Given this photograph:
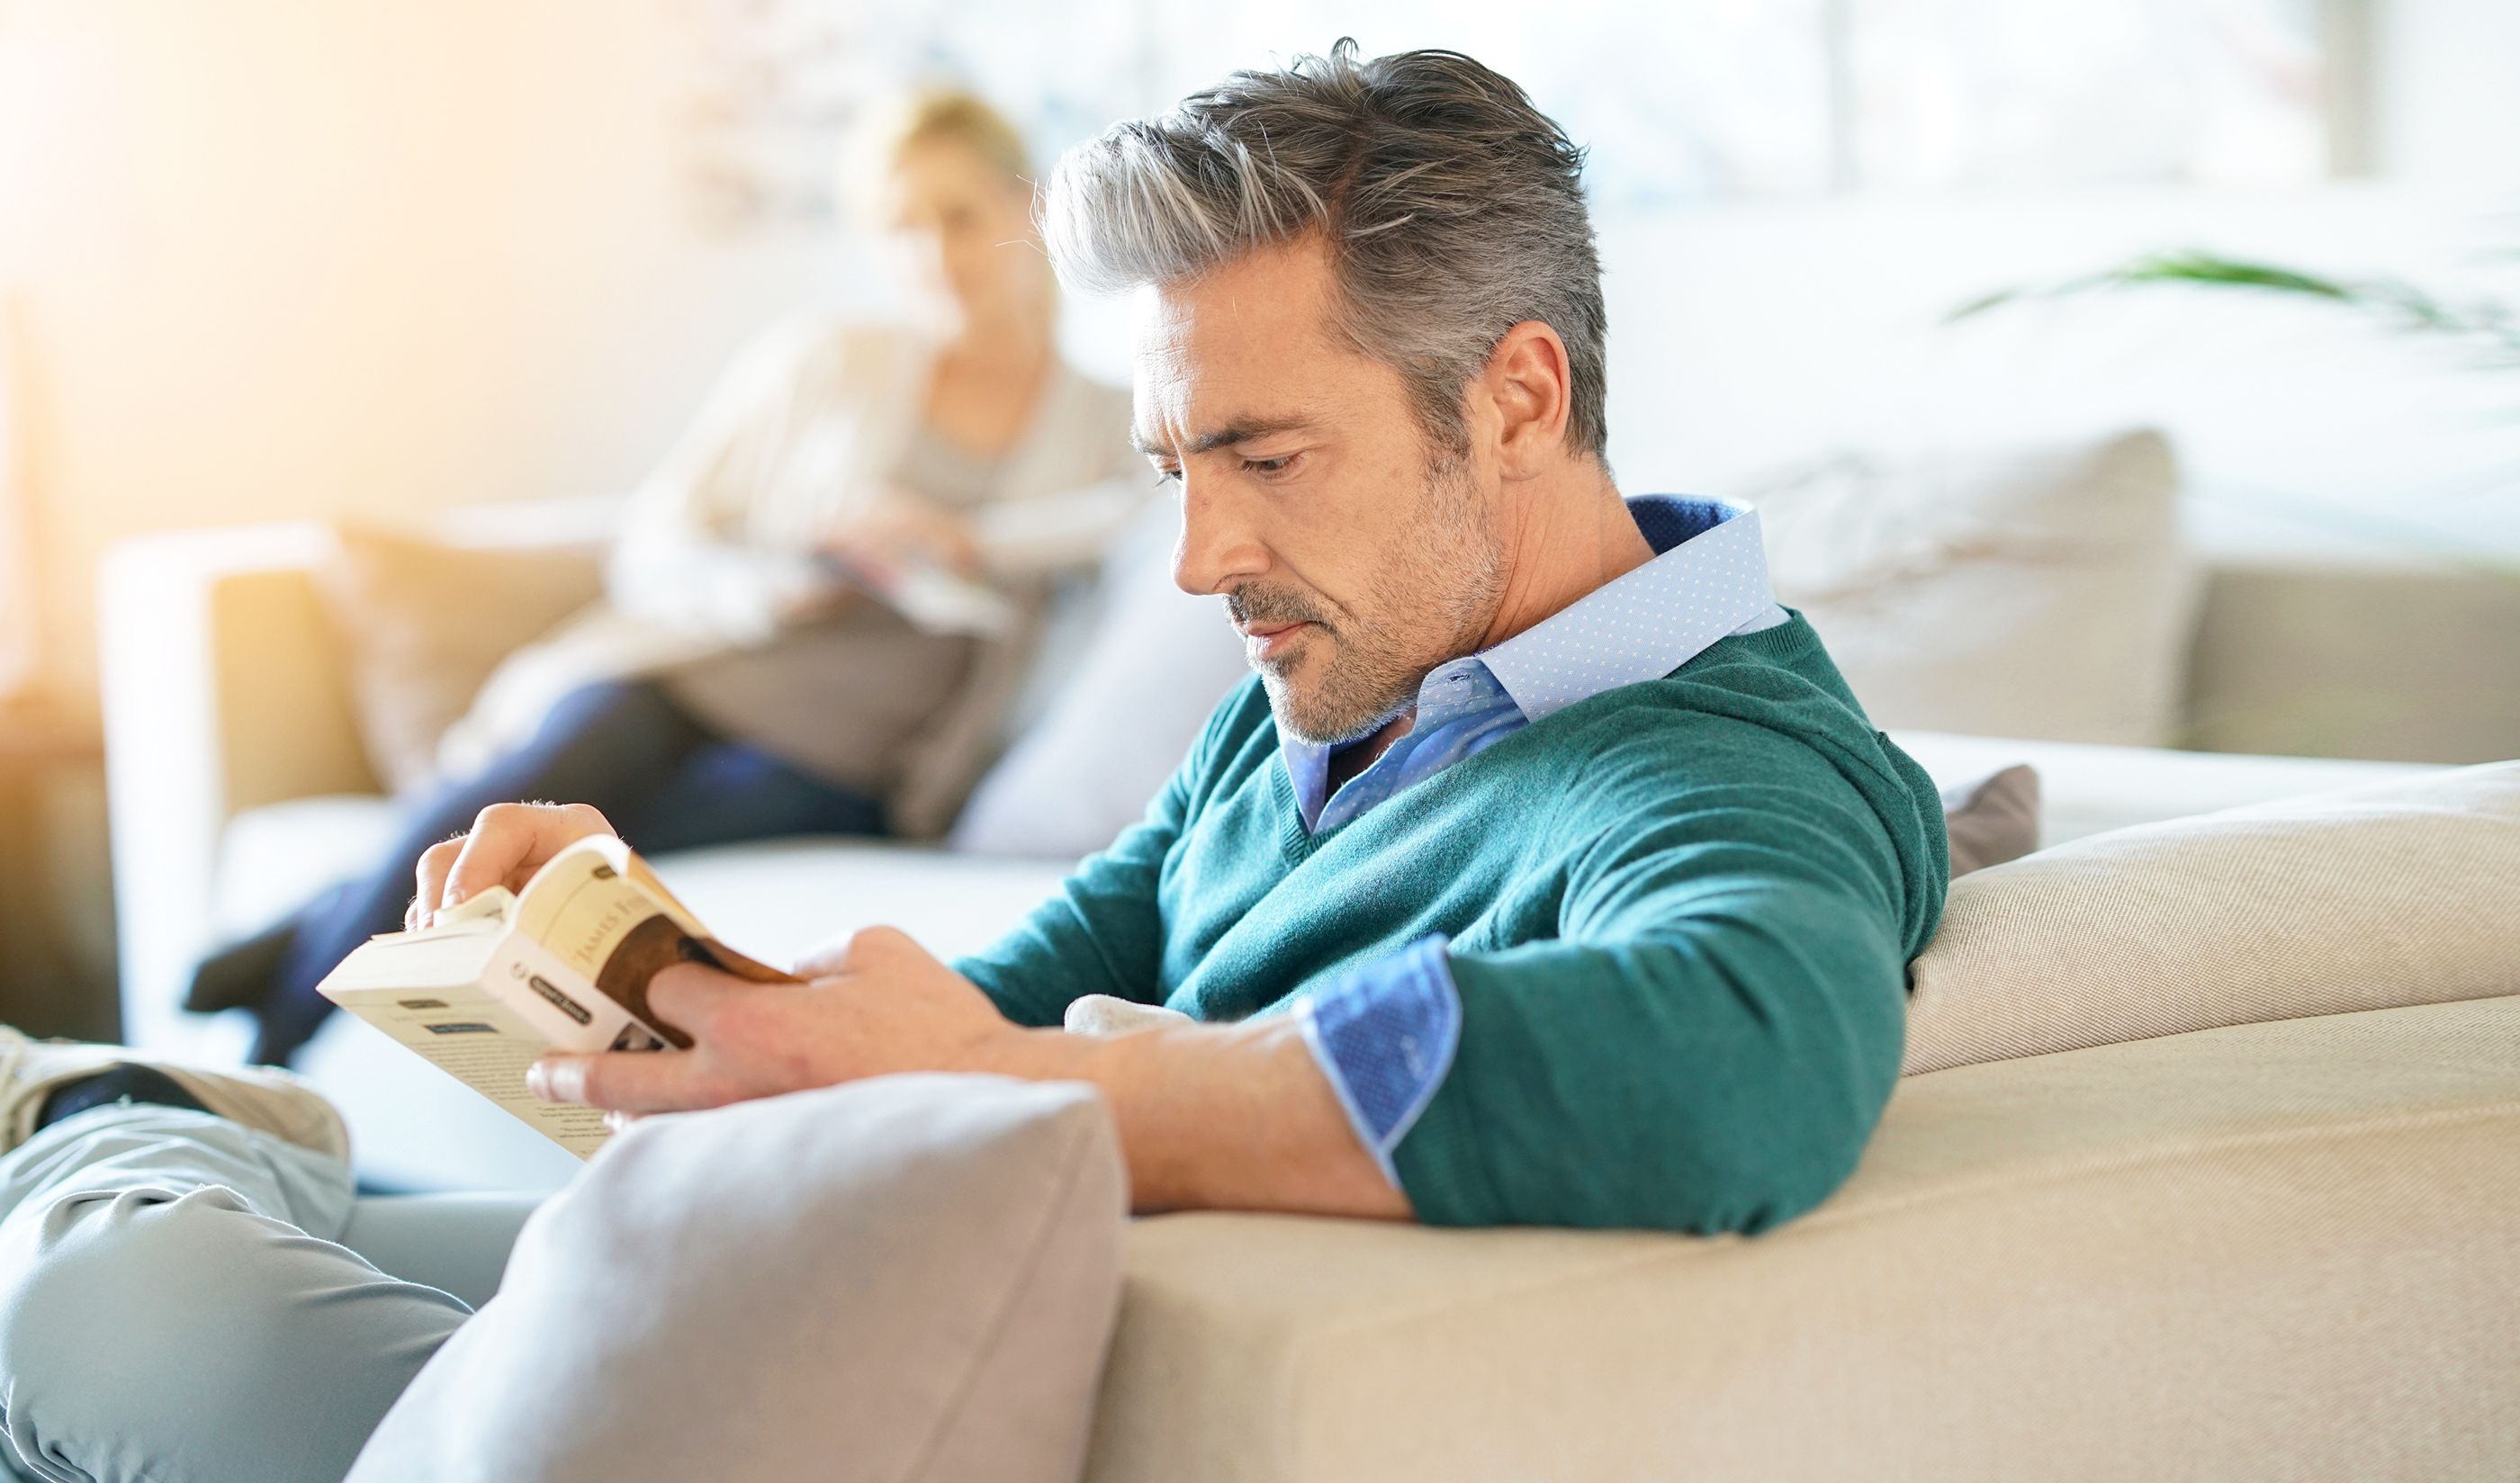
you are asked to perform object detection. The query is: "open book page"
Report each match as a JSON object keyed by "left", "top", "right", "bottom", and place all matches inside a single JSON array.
[
  {"left": 510, "top": 836, "right": 797, "bottom": 1046},
  {"left": 315, "top": 835, "right": 798, "bottom": 1158}
]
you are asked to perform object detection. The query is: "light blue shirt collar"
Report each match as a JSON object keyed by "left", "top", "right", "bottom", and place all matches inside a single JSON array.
[{"left": 1282, "top": 495, "right": 1785, "bottom": 830}]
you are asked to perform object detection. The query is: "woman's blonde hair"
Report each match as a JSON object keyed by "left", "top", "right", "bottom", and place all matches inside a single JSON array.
[{"left": 841, "top": 87, "right": 1034, "bottom": 217}]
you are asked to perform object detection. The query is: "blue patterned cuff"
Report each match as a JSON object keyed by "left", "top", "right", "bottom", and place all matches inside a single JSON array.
[{"left": 1295, "top": 935, "right": 1463, "bottom": 1187}]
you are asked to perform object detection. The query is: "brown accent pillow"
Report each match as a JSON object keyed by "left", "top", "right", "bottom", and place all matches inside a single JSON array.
[
  {"left": 316, "top": 526, "right": 605, "bottom": 793},
  {"left": 1941, "top": 762, "right": 2039, "bottom": 876}
]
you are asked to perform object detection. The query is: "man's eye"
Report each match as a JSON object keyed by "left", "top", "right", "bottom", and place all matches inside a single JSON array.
[
  {"left": 1152, "top": 467, "right": 1183, "bottom": 486},
  {"left": 1243, "top": 453, "right": 1299, "bottom": 477}
]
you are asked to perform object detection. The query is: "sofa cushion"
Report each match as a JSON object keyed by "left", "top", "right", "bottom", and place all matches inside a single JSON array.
[
  {"left": 1748, "top": 428, "right": 2200, "bottom": 747},
  {"left": 1084, "top": 996, "right": 2520, "bottom": 1483},
  {"left": 950, "top": 504, "right": 1248, "bottom": 858},
  {"left": 1903, "top": 759, "right": 2520, "bottom": 1076},
  {"left": 210, "top": 794, "right": 404, "bottom": 940},
  {"left": 348, "top": 1074, "right": 1127, "bottom": 1483},
  {"left": 316, "top": 524, "right": 606, "bottom": 795}
]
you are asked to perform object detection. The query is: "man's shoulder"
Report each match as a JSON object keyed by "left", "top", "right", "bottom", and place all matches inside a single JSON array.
[
  {"left": 1530, "top": 615, "right": 1950, "bottom": 948},
  {"left": 1531, "top": 616, "right": 1934, "bottom": 831}
]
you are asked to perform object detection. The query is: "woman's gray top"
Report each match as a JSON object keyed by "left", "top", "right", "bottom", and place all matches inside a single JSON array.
[{"left": 659, "top": 420, "right": 1010, "bottom": 803}]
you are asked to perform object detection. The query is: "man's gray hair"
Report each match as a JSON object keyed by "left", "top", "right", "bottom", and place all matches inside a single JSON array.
[{"left": 1043, "top": 40, "right": 1608, "bottom": 460}]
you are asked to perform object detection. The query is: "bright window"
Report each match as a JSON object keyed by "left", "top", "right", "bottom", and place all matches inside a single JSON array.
[{"left": 676, "top": 0, "right": 2358, "bottom": 221}]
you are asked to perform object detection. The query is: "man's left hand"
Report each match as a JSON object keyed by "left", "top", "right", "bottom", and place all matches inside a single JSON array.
[{"left": 526, "top": 926, "right": 1022, "bottom": 1115}]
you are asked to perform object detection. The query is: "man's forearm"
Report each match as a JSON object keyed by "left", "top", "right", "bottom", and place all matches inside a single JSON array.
[{"left": 973, "top": 1018, "right": 1414, "bottom": 1220}]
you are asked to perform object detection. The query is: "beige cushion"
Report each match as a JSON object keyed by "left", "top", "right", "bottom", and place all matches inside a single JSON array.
[
  {"left": 1086, "top": 995, "right": 2520, "bottom": 1483},
  {"left": 350, "top": 1074, "right": 1127, "bottom": 1483},
  {"left": 1904, "top": 759, "right": 2520, "bottom": 1076},
  {"left": 1750, "top": 428, "right": 2200, "bottom": 746},
  {"left": 316, "top": 525, "right": 605, "bottom": 793},
  {"left": 1938, "top": 762, "right": 2038, "bottom": 875},
  {"left": 951, "top": 504, "right": 1250, "bottom": 858}
]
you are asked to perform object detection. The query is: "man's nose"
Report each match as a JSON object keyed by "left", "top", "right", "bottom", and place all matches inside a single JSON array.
[{"left": 1171, "top": 477, "right": 1270, "bottom": 598}]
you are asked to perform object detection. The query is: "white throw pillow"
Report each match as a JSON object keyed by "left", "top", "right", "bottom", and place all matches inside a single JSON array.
[
  {"left": 950, "top": 503, "right": 1249, "bottom": 858},
  {"left": 1744, "top": 428, "right": 2200, "bottom": 747}
]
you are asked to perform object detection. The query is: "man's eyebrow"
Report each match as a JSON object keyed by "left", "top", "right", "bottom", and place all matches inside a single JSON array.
[{"left": 1130, "top": 416, "right": 1316, "bottom": 459}]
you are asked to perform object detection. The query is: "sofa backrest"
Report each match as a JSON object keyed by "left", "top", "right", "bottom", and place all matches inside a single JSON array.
[{"left": 2186, "top": 561, "right": 2520, "bottom": 764}]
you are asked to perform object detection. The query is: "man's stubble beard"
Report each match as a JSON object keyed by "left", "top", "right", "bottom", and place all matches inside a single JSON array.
[{"left": 1259, "top": 445, "right": 1507, "bottom": 747}]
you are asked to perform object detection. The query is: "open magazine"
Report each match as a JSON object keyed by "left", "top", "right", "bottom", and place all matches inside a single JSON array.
[{"left": 315, "top": 835, "right": 794, "bottom": 1157}]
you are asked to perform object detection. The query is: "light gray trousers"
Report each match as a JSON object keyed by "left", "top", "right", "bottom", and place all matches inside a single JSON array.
[
  {"left": 0, "top": 1105, "right": 538, "bottom": 1483},
  {"left": 0, "top": 1076, "right": 1128, "bottom": 1483}
]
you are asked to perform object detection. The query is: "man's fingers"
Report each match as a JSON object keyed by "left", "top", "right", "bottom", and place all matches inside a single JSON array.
[
  {"left": 839, "top": 923, "right": 921, "bottom": 973},
  {"left": 789, "top": 930, "right": 858, "bottom": 979},
  {"left": 410, "top": 837, "right": 465, "bottom": 927},
  {"left": 527, "top": 1052, "right": 716, "bottom": 1114},
  {"left": 644, "top": 961, "right": 746, "bottom": 1039},
  {"left": 441, "top": 802, "right": 615, "bottom": 909},
  {"left": 789, "top": 923, "right": 919, "bottom": 981}
]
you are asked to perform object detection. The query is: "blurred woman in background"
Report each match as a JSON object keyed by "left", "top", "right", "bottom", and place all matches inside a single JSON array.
[{"left": 191, "top": 88, "right": 1141, "bottom": 1064}]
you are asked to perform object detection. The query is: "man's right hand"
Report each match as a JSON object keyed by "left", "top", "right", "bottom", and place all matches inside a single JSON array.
[{"left": 407, "top": 801, "right": 617, "bottom": 930}]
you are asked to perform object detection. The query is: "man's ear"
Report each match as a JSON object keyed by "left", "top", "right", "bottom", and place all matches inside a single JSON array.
[{"left": 1480, "top": 320, "right": 1576, "bottom": 480}]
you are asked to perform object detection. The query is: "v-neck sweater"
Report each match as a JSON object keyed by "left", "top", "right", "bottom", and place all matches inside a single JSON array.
[{"left": 955, "top": 612, "right": 1948, "bottom": 1232}]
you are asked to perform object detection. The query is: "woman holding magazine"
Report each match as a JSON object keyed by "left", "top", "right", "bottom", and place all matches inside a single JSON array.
[{"left": 189, "top": 89, "right": 1143, "bottom": 1065}]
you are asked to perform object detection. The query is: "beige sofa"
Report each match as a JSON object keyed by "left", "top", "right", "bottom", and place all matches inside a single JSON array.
[{"left": 97, "top": 512, "right": 2520, "bottom": 1479}]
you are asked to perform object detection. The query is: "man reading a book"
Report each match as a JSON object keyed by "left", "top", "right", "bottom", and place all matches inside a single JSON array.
[{"left": 0, "top": 41, "right": 1946, "bottom": 1483}]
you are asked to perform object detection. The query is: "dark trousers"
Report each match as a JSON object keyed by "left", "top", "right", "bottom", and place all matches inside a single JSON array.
[{"left": 250, "top": 679, "right": 885, "bottom": 1064}]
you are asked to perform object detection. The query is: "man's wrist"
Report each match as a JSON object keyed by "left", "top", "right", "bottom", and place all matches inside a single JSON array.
[
  {"left": 962, "top": 1021, "right": 1104, "bottom": 1083},
  {"left": 965, "top": 1017, "right": 1407, "bottom": 1218}
]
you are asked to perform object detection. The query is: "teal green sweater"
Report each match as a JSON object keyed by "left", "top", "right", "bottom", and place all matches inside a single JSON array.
[{"left": 956, "top": 613, "right": 1948, "bottom": 1233}]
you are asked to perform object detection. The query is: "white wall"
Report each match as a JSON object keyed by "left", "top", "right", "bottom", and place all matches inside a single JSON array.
[
  {"left": 4, "top": 0, "right": 2516, "bottom": 704},
  {"left": 1062, "top": 178, "right": 2520, "bottom": 566},
  {"left": 2377, "top": 0, "right": 2520, "bottom": 187},
  {"left": 1595, "top": 183, "right": 2520, "bottom": 563},
  {"left": 0, "top": 0, "right": 848, "bottom": 698}
]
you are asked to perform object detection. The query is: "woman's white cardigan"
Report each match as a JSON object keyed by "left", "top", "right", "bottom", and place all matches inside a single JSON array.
[{"left": 437, "top": 315, "right": 1144, "bottom": 838}]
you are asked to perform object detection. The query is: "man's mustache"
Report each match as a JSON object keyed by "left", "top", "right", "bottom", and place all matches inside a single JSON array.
[{"left": 1223, "top": 585, "right": 1335, "bottom": 635}]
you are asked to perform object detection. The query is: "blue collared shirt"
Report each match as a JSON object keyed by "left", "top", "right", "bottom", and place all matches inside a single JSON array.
[{"left": 1293, "top": 495, "right": 1787, "bottom": 1186}]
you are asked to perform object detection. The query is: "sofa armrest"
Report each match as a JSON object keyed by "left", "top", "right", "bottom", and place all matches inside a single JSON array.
[
  {"left": 101, "top": 524, "right": 377, "bottom": 1052},
  {"left": 1084, "top": 998, "right": 2520, "bottom": 1483},
  {"left": 100, "top": 496, "right": 626, "bottom": 1055}
]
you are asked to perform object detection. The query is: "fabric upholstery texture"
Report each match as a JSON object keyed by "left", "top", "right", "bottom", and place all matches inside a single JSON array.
[
  {"left": 347, "top": 1074, "right": 1128, "bottom": 1483},
  {"left": 1904, "top": 759, "right": 2520, "bottom": 1075},
  {"left": 1084, "top": 995, "right": 2520, "bottom": 1483}
]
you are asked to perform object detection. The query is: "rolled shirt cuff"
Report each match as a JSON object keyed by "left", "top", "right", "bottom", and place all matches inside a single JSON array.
[{"left": 1293, "top": 934, "right": 1463, "bottom": 1188}]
